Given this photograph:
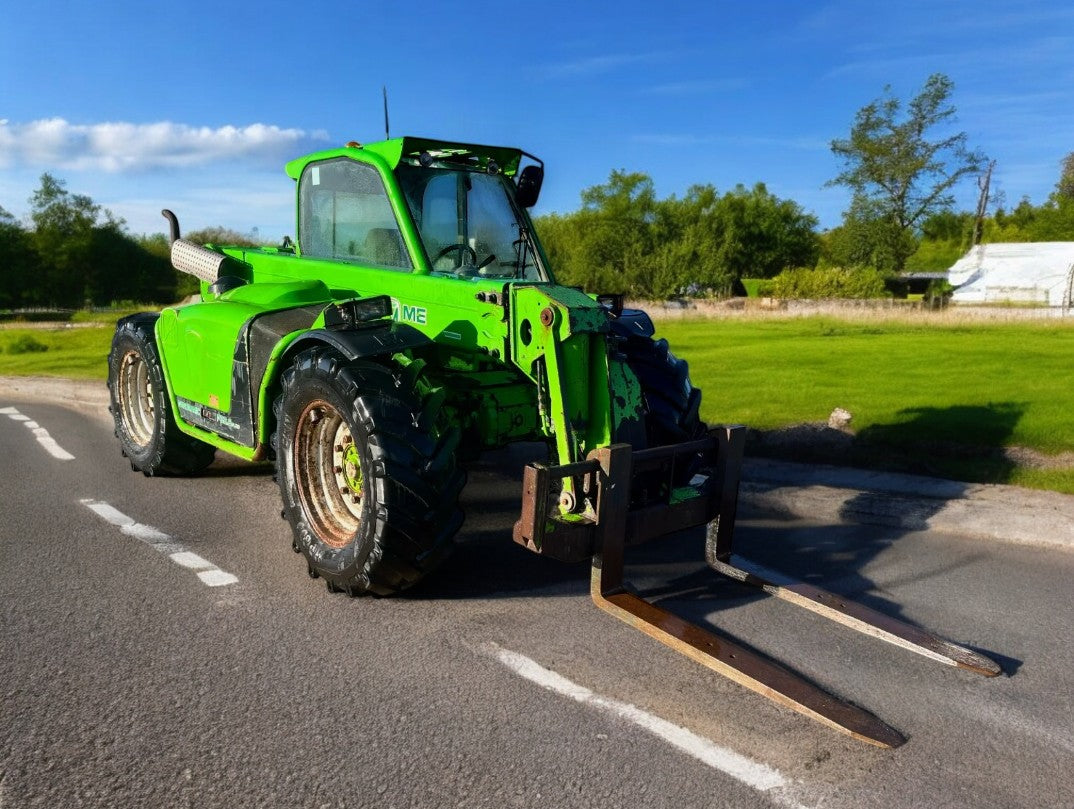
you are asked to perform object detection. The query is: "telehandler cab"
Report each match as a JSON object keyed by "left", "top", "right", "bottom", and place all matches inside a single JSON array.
[{"left": 108, "top": 136, "right": 998, "bottom": 747}]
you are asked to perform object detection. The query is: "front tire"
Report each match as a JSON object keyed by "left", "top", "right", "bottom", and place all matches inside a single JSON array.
[
  {"left": 107, "top": 315, "right": 217, "bottom": 476},
  {"left": 275, "top": 347, "right": 463, "bottom": 596}
]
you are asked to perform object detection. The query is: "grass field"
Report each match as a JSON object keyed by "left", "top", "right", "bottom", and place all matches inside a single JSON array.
[
  {"left": 2, "top": 311, "right": 1072, "bottom": 492},
  {"left": 0, "top": 325, "right": 114, "bottom": 379},
  {"left": 0, "top": 309, "right": 146, "bottom": 378},
  {"left": 656, "top": 315, "right": 1074, "bottom": 492}
]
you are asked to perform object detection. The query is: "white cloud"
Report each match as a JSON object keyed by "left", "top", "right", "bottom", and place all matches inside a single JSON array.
[
  {"left": 632, "top": 133, "right": 828, "bottom": 151},
  {"left": 641, "top": 78, "right": 748, "bottom": 96},
  {"left": 540, "top": 51, "right": 672, "bottom": 79},
  {"left": 0, "top": 118, "right": 331, "bottom": 172}
]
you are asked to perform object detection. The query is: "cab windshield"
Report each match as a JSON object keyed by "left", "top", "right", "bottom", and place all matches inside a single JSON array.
[{"left": 396, "top": 164, "right": 545, "bottom": 281}]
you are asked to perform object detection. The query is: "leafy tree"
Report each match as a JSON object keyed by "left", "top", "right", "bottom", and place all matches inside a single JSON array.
[
  {"left": 1057, "top": 152, "right": 1074, "bottom": 201},
  {"left": 185, "top": 226, "right": 261, "bottom": 248},
  {"left": 706, "top": 182, "right": 819, "bottom": 282},
  {"left": 580, "top": 170, "right": 657, "bottom": 221},
  {"left": 829, "top": 73, "right": 986, "bottom": 272},
  {"left": 905, "top": 209, "right": 975, "bottom": 270},
  {"left": 989, "top": 197, "right": 1038, "bottom": 241},
  {"left": 0, "top": 206, "right": 41, "bottom": 309},
  {"left": 987, "top": 187, "right": 1074, "bottom": 244},
  {"left": 29, "top": 173, "right": 110, "bottom": 306},
  {"left": 578, "top": 171, "right": 659, "bottom": 295},
  {"left": 819, "top": 194, "right": 914, "bottom": 272},
  {"left": 87, "top": 227, "right": 175, "bottom": 304},
  {"left": 26, "top": 173, "right": 176, "bottom": 306},
  {"left": 920, "top": 209, "right": 975, "bottom": 242},
  {"left": 29, "top": 174, "right": 107, "bottom": 234},
  {"left": 652, "top": 184, "right": 735, "bottom": 296},
  {"left": 1029, "top": 153, "right": 1074, "bottom": 241},
  {"left": 536, "top": 173, "right": 819, "bottom": 298}
]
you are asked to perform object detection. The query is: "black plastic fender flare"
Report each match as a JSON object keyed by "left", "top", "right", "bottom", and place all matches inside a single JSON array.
[
  {"left": 259, "top": 322, "right": 432, "bottom": 454},
  {"left": 280, "top": 322, "right": 432, "bottom": 367}
]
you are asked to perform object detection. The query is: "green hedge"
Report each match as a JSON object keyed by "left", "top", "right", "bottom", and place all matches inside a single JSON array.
[
  {"left": 740, "top": 278, "right": 766, "bottom": 297},
  {"left": 762, "top": 266, "right": 889, "bottom": 299}
]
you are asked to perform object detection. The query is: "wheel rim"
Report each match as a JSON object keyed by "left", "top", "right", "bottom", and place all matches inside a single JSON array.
[
  {"left": 118, "top": 349, "right": 155, "bottom": 447},
  {"left": 293, "top": 399, "right": 363, "bottom": 549}
]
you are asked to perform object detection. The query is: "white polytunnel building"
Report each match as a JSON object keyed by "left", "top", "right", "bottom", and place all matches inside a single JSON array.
[{"left": 948, "top": 242, "right": 1074, "bottom": 308}]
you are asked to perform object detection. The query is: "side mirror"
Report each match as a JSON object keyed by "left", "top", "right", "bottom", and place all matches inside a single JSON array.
[{"left": 515, "top": 165, "right": 544, "bottom": 208}]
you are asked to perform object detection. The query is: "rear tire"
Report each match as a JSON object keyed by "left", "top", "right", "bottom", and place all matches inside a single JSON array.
[
  {"left": 107, "top": 315, "right": 217, "bottom": 476},
  {"left": 609, "top": 311, "right": 706, "bottom": 505},
  {"left": 275, "top": 347, "right": 464, "bottom": 596},
  {"left": 610, "top": 312, "right": 705, "bottom": 447}
]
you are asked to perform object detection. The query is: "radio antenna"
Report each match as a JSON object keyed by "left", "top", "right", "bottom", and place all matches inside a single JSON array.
[{"left": 382, "top": 86, "right": 390, "bottom": 140}]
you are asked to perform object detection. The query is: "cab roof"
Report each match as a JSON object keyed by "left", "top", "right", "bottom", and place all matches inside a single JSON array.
[{"left": 284, "top": 136, "right": 526, "bottom": 181}]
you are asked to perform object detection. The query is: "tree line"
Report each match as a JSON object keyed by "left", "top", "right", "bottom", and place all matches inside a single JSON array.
[
  {"left": 0, "top": 175, "right": 255, "bottom": 310},
  {"left": 534, "top": 155, "right": 1073, "bottom": 299},
  {"left": 3, "top": 73, "right": 1070, "bottom": 308},
  {"left": 0, "top": 175, "right": 170, "bottom": 309},
  {"left": 538, "top": 73, "right": 1072, "bottom": 298},
  {"left": 536, "top": 174, "right": 820, "bottom": 299}
]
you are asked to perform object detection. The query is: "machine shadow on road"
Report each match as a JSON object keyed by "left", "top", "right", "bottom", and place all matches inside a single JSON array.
[
  {"left": 199, "top": 456, "right": 276, "bottom": 478},
  {"left": 849, "top": 402, "right": 1025, "bottom": 484},
  {"left": 407, "top": 431, "right": 1018, "bottom": 674},
  {"left": 404, "top": 442, "right": 591, "bottom": 600}
]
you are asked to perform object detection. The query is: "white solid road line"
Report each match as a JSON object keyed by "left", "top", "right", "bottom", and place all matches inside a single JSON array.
[
  {"left": 1, "top": 406, "right": 75, "bottom": 460},
  {"left": 480, "top": 642, "right": 815, "bottom": 808},
  {"left": 80, "top": 498, "right": 239, "bottom": 588}
]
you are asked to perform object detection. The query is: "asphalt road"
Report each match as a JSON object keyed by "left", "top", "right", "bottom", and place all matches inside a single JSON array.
[{"left": 2, "top": 393, "right": 1072, "bottom": 809}]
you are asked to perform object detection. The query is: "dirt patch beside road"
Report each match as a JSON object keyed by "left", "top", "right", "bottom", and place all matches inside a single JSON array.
[{"left": 0, "top": 375, "right": 111, "bottom": 425}]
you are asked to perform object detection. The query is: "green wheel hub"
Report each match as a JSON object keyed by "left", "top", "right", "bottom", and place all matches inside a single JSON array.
[{"left": 339, "top": 437, "right": 363, "bottom": 494}]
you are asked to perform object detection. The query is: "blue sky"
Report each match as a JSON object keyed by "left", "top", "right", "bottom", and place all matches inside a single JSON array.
[{"left": 1, "top": 0, "right": 1071, "bottom": 242}]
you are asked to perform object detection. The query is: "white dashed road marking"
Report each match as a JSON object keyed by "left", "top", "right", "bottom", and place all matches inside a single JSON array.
[
  {"left": 3, "top": 406, "right": 237, "bottom": 588},
  {"left": 80, "top": 499, "right": 239, "bottom": 588},
  {"left": 1, "top": 406, "right": 75, "bottom": 460},
  {"left": 480, "top": 642, "right": 815, "bottom": 808}
]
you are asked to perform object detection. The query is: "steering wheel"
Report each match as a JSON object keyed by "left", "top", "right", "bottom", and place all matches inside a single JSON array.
[{"left": 433, "top": 243, "right": 478, "bottom": 268}]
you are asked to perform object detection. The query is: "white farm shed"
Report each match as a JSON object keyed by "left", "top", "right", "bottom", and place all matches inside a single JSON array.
[{"left": 948, "top": 242, "right": 1074, "bottom": 308}]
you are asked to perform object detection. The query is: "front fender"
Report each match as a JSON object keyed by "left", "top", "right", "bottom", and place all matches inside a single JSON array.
[
  {"left": 257, "top": 322, "right": 433, "bottom": 447},
  {"left": 283, "top": 322, "right": 431, "bottom": 364}
]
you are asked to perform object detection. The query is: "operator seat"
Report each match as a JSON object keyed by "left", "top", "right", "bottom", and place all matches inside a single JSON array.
[{"left": 363, "top": 228, "right": 407, "bottom": 268}]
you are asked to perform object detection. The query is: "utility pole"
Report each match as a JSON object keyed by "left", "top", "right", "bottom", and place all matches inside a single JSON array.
[{"left": 972, "top": 160, "right": 996, "bottom": 246}]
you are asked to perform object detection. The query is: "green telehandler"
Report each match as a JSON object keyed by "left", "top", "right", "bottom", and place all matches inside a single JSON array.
[{"left": 108, "top": 136, "right": 998, "bottom": 747}]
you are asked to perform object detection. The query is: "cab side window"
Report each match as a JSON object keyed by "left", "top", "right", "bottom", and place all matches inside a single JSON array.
[{"left": 299, "top": 159, "right": 412, "bottom": 270}]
